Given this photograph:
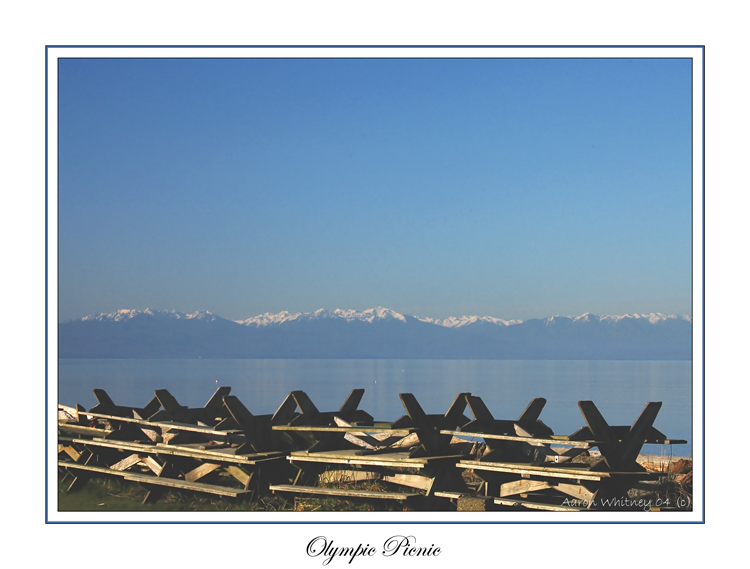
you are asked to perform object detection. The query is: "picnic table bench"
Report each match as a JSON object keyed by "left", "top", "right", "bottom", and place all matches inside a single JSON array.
[
  {"left": 267, "top": 393, "right": 477, "bottom": 508},
  {"left": 440, "top": 397, "right": 686, "bottom": 510}
]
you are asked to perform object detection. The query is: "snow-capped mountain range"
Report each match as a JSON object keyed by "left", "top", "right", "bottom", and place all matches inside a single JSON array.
[
  {"left": 61, "top": 307, "right": 692, "bottom": 360},
  {"left": 81, "top": 306, "right": 691, "bottom": 328}
]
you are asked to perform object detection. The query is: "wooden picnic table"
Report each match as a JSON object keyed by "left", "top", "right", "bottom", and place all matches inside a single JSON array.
[{"left": 441, "top": 398, "right": 686, "bottom": 510}]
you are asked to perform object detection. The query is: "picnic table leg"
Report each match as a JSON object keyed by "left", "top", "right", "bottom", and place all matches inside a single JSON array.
[
  {"left": 578, "top": 401, "right": 662, "bottom": 471},
  {"left": 578, "top": 401, "right": 663, "bottom": 509}
]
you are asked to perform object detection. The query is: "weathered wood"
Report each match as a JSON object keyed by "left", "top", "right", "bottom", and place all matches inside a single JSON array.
[
  {"left": 381, "top": 473, "right": 434, "bottom": 491},
  {"left": 58, "top": 423, "right": 114, "bottom": 437},
  {"left": 335, "top": 416, "right": 388, "bottom": 450},
  {"left": 225, "top": 465, "right": 253, "bottom": 488},
  {"left": 441, "top": 429, "right": 596, "bottom": 448},
  {"left": 58, "top": 435, "right": 284, "bottom": 465},
  {"left": 58, "top": 461, "right": 128, "bottom": 477},
  {"left": 272, "top": 424, "right": 410, "bottom": 434},
  {"left": 59, "top": 388, "right": 688, "bottom": 511},
  {"left": 59, "top": 444, "right": 82, "bottom": 462},
  {"left": 81, "top": 412, "right": 243, "bottom": 436},
  {"left": 553, "top": 482, "right": 597, "bottom": 502},
  {"left": 109, "top": 453, "right": 144, "bottom": 472},
  {"left": 494, "top": 497, "right": 588, "bottom": 512},
  {"left": 579, "top": 400, "right": 665, "bottom": 471},
  {"left": 319, "top": 470, "right": 380, "bottom": 484},
  {"left": 88, "top": 388, "right": 161, "bottom": 419},
  {"left": 288, "top": 452, "right": 429, "bottom": 469},
  {"left": 499, "top": 478, "right": 552, "bottom": 497},
  {"left": 141, "top": 455, "right": 165, "bottom": 476},
  {"left": 184, "top": 462, "right": 222, "bottom": 482},
  {"left": 124, "top": 472, "right": 250, "bottom": 497},
  {"left": 459, "top": 460, "right": 607, "bottom": 481}
]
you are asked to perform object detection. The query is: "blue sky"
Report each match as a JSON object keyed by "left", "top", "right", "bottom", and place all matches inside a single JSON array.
[{"left": 57, "top": 56, "right": 693, "bottom": 322}]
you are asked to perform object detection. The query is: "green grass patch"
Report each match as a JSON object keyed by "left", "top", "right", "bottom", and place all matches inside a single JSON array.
[{"left": 57, "top": 472, "right": 292, "bottom": 512}]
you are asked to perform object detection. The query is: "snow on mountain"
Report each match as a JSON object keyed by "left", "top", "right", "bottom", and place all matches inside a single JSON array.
[
  {"left": 81, "top": 308, "right": 221, "bottom": 322},
  {"left": 79, "top": 307, "right": 692, "bottom": 328},
  {"left": 416, "top": 315, "right": 523, "bottom": 328},
  {"left": 572, "top": 313, "right": 687, "bottom": 325},
  {"left": 237, "top": 307, "right": 408, "bottom": 326},
  {"left": 538, "top": 312, "right": 691, "bottom": 326},
  {"left": 237, "top": 310, "right": 303, "bottom": 326}
]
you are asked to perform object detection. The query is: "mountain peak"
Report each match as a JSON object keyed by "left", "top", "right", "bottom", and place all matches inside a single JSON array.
[
  {"left": 61, "top": 306, "right": 693, "bottom": 359},
  {"left": 81, "top": 308, "right": 220, "bottom": 323},
  {"left": 237, "top": 307, "right": 408, "bottom": 326}
]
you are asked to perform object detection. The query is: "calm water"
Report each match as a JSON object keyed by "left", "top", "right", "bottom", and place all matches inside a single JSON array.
[{"left": 57, "top": 358, "right": 694, "bottom": 455}]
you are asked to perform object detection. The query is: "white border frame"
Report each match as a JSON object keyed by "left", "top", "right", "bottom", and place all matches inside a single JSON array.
[{"left": 46, "top": 45, "right": 704, "bottom": 524}]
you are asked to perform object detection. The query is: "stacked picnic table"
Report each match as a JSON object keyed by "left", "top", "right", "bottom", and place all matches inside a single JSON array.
[
  {"left": 58, "top": 387, "right": 300, "bottom": 503},
  {"left": 58, "top": 388, "right": 686, "bottom": 510},
  {"left": 267, "top": 391, "right": 475, "bottom": 508},
  {"left": 440, "top": 396, "right": 688, "bottom": 511}
]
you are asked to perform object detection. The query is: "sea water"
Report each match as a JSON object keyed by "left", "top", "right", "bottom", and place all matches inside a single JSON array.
[{"left": 56, "top": 358, "right": 694, "bottom": 455}]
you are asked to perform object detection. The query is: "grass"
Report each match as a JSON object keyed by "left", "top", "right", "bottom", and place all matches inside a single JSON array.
[
  {"left": 57, "top": 468, "right": 420, "bottom": 512},
  {"left": 57, "top": 472, "right": 291, "bottom": 512}
]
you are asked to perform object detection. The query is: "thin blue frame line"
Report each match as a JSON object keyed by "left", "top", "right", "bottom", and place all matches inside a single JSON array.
[
  {"left": 45, "top": 45, "right": 706, "bottom": 49},
  {"left": 45, "top": 45, "right": 50, "bottom": 524},
  {"left": 701, "top": 46, "right": 706, "bottom": 524}
]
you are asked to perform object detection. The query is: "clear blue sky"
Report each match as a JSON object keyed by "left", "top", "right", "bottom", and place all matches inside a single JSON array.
[{"left": 57, "top": 56, "right": 693, "bottom": 322}]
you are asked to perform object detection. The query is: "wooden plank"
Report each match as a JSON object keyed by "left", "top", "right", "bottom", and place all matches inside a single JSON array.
[
  {"left": 58, "top": 435, "right": 283, "bottom": 465},
  {"left": 124, "top": 473, "right": 249, "bottom": 497},
  {"left": 109, "top": 453, "right": 143, "bottom": 472},
  {"left": 441, "top": 429, "right": 596, "bottom": 448},
  {"left": 338, "top": 388, "right": 364, "bottom": 415},
  {"left": 441, "top": 392, "right": 471, "bottom": 427},
  {"left": 499, "top": 479, "right": 552, "bottom": 497},
  {"left": 381, "top": 473, "right": 434, "bottom": 491},
  {"left": 291, "top": 391, "right": 320, "bottom": 415},
  {"left": 433, "top": 491, "right": 465, "bottom": 500},
  {"left": 269, "top": 484, "right": 419, "bottom": 500},
  {"left": 458, "top": 460, "right": 606, "bottom": 481},
  {"left": 517, "top": 397, "right": 546, "bottom": 424},
  {"left": 319, "top": 470, "right": 380, "bottom": 484},
  {"left": 335, "top": 416, "right": 385, "bottom": 450},
  {"left": 59, "top": 445, "right": 82, "bottom": 462},
  {"left": 225, "top": 465, "right": 253, "bottom": 487},
  {"left": 287, "top": 453, "right": 428, "bottom": 469},
  {"left": 619, "top": 402, "right": 662, "bottom": 466},
  {"left": 58, "top": 405, "right": 79, "bottom": 422},
  {"left": 389, "top": 432, "right": 421, "bottom": 449},
  {"left": 399, "top": 393, "right": 430, "bottom": 426},
  {"left": 494, "top": 497, "right": 588, "bottom": 512},
  {"left": 433, "top": 491, "right": 493, "bottom": 500},
  {"left": 204, "top": 386, "right": 232, "bottom": 409},
  {"left": 553, "top": 482, "right": 597, "bottom": 502},
  {"left": 141, "top": 456, "right": 165, "bottom": 476},
  {"left": 273, "top": 425, "right": 411, "bottom": 434},
  {"left": 81, "top": 412, "right": 243, "bottom": 435},
  {"left": 459, "top": 460, "right": 659, "bottom": 480},
  {"left": 578, "top": 401, "right": 618, "bottom": 466},
  {"left": 58, "top": 423, "right": 114, "bottom": 437},
  {"left": 271, "top": 392, "right": 299, "bottom": 424},
  {"left": 58, "top": 461, "right": 129, "bottom": 477},
  {"left": 344, "top": 432, "right": 379, "bottom": 450},
  {"left": 184, "top": 462, "right": 222, "bottom": 483}
]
